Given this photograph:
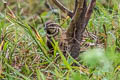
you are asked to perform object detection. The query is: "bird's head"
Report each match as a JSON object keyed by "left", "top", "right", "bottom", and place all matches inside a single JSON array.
[{"left": 45, "top": 21, "right": 61, "bottom": 37}]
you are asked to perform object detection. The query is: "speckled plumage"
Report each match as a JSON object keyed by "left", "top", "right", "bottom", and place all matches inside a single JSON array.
[{"left": 45, "top": 21, "right": 69, "bottom": 55}]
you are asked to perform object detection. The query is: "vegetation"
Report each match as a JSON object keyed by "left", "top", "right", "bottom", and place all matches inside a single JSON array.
[{"left": 0, "top": 0, "right": 120, "bottom": 80}]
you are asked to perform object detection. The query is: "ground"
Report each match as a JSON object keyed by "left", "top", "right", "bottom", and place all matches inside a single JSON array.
[{"left": 0, "top": 0, "right": 120, "bottom": 80}]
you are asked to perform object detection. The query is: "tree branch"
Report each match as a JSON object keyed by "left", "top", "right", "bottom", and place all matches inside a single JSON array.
[
  {"left": 44, "top": 1, "right": 66, "bottom": 18},
  {"left": 66, "top": 0, "right": 86, "bottom": 38},
  {"left": 84, "top": 0, "right": 96, "bottom": 27},
  {"left": 73, "top": 0, "right": 78, "bottom": 14},
  {"left": 52, "top": 0, "right": 73, "bottom": 18}
]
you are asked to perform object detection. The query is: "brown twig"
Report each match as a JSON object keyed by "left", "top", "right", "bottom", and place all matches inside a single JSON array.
[
  {"left": 84, "top": 0, "right": 96, "bottom": 27},
  {"left": 103, "top": 24, "right": 107, "bottom": 49},
  {"left": 44, "top": 1, "right": 66, "bottom": 18},
  {"left": 73, "top": 0, "right": 78, "bottom": 14},
  {"left": 51, "top": 0, "right": 73, "bottom": 18},
  {"left": 44, "top": 0, "right": 54, "bottom": 10}
]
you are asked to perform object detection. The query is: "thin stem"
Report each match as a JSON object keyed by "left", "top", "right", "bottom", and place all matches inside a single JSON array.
[
  {"left": 84, "top": 0, "right": 96, "bottom": 27},
  {"left": 52, "top": 0, "right": 73, "bottom": 18},
  {"left": 73, "top": 0, "right": 78, "bottom": 14}
]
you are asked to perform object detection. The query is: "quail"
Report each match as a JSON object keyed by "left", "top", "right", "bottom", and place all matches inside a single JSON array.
[{"left": 45, "top": 20, "right": 69, "bottom": 55}]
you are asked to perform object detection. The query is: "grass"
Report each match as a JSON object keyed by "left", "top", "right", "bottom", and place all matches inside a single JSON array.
[{"left": 0, "top": 0, "right": 120, "bottom": 80}]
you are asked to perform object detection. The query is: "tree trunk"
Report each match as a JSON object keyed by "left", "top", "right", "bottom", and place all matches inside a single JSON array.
[{"left": 51, "top": 0, "right": 96, "bottom": 59}]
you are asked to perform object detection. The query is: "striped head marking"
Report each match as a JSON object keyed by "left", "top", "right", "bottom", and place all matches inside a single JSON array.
[{"left": 45, "top": 21, "right": 61, "bottom": 37}]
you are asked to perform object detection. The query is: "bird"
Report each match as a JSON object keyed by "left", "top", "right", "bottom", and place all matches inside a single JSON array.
[
  {"left": 45, "top": 20, "right": 61, "bottom": 38},
  {"left": 44, "top": 20, "right": 69, "bottom": 55}
]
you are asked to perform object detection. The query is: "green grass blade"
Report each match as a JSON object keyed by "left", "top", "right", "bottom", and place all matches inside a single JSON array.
[{"left": 6, "top": 63, "right": 31, "bottom": 80}]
